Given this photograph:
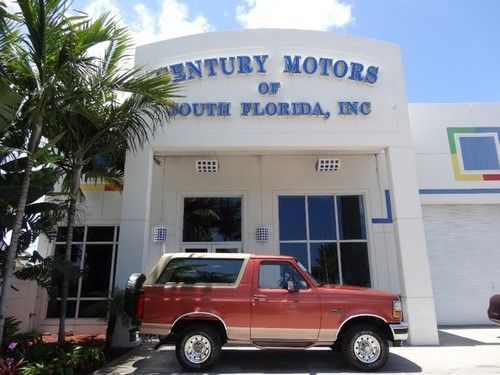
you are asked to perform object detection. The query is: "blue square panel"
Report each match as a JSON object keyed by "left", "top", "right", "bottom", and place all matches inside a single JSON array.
[{"left": 459, "top": 136, "right": 500, "bottom": 171}]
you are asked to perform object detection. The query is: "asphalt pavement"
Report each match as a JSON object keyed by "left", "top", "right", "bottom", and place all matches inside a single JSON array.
[{"left": 94, "top": 326, "right": 500, "bottom": 375}]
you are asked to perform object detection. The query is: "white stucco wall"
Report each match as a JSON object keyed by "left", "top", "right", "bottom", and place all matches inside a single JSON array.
[
  {"left": 146, "top": 154, "right": 400, "bottom": 294},
  {"left": 409, "top": 103, "right": 500, "bottom": 326},
  {"left": 409, "top": 103, "right": 500, "bottom": 204}
]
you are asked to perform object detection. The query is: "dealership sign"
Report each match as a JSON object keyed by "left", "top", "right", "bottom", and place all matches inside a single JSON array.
[{"left": 156, "top": 55, "right": 378, "bottom": 120}]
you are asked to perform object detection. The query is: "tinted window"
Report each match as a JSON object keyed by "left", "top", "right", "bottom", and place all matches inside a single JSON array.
[
  {"left": 308, "top": 196, "right": 336, "bottom": 240},
  {"left": 56, "top": 226, "right": 84, "bottom": 242},
  {"left": 280, "top": 243, "right": 308, "bottom": 268},
  {"left": 87, "top": 226, "right": 115, "bottom": 242},
  {"left": 340, "top": 243, "right": 370, "bottom": 287},
  {"left": 157, "top": 258, "right": 243, "bottom": 284},
  {"left": 310, "top": 242, "right": 339, "bottom": 284},
  {"left": 53, "top": 244, "right": 82, "bottom": 297},
  {"left": 215, "top": 248, "right": 239, "bottom": 253},
  {"left": 278, "top": 196, "right": 306, "bottom": 240},
  {"left": 78, "top": 300, "right": 107, "bottom": 318},
  {"left": 81, "top": 244, "right": 113, "bottom": 297},
  {"left": 278, "top": 194, "right": 369, "bottom": 287},
  {"left": 49, "top": 225, "right": 118, "bottom": 319},
  {"left": 46, "top": 300, "right": 76, "bottom": 318},
  {"left": 183, "top": 198, "right": 241, "bottom": 242},
  {"left": 337, "top": 196, "right": 366, "bottom": 240}
]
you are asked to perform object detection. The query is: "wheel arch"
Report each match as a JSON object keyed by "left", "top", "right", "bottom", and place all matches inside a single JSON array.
[
  {"left": 171, "top": 312, "right": 228, "bottom": 342},
  {"left": 335, "top": 314, "right": 392, "bottom": 346}
]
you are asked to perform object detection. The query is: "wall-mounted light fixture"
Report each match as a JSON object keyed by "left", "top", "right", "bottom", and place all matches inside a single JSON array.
[
  {"left": 256, "top": 226, "right": 270, "bottom": 242},
  {"left": 196, "top": 159, "right": 219, "bottom": 173},
  {"left": 315, "top": 158, "right": 341, "bottom": 172},
  {"left": 153, "top": 226, "right": 167, "bottom": 243}
]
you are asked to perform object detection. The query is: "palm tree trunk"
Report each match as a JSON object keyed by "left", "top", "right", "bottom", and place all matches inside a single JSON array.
[
  {"left": 58, "top": 164, "right": 82, "bottom": 343},
  {"left": 0, "top": 124, "right": 43, "bottom": 344}
]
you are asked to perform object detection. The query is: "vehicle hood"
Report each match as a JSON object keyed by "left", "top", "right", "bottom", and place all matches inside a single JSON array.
[{"left": 320, "top": 284, "right": 398, "bottom": 298}]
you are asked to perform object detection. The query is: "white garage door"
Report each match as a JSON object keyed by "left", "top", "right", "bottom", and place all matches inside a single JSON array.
[{"left": 422, "top": 205, "right": 500, "bottom": 325}]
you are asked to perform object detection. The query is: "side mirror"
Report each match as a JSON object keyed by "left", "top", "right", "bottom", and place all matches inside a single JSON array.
[{"left": 287, "top": 280, "right": 296, "bottom": 292}]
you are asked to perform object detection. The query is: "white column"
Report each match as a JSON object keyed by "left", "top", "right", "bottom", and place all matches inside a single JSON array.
[
  {"left": 386, "top": 146, "right": 439, "bottom": 345},
  {"left": 115, "top": 147, "right": 154, "bottom": 288}
]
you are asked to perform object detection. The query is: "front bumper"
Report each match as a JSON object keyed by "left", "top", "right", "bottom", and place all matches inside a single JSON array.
[
  {"left": 489, "top": 317, "right": 500, "bottom": 326},
  {"left": 389, "top": 322, "right": 409, "bottom": 341}
]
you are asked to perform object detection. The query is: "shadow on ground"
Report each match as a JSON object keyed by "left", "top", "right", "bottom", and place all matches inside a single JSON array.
[
  {"left": 130, "top": 346, "right": 422, "bottom": 374},
  {"left": 438, "top": 327, "right": 500, "bottom": 347}
]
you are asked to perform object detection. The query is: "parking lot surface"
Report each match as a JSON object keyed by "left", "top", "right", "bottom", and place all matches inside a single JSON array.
[{"left": 94, "top": 327, "right": 500, "bottom": 374}]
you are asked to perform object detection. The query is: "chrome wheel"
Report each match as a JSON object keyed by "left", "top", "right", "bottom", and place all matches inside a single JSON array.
[
  {"left": 184, "top": 334, "right": 212, "bottom": 364},
  {"left": 353, "top": 334, "right": 381, "bottom": 363}
]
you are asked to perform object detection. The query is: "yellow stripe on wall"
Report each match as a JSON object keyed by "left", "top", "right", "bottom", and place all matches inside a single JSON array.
[
  {"left": 81, "top": 183, "right": 122, "bottom": 192},
  {"left": 451, "top": 155, "right": 482, "bottom": 181}
]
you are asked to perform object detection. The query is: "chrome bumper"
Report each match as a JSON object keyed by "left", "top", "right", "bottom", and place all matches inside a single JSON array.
[
  {"left": 489, "top": 317, "right": 500, "bottom": 326},
  {"left": 389, "top": 322, "right": 409, "bottom": 341}
]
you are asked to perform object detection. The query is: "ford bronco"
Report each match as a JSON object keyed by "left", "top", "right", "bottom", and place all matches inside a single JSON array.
[{"left": 125, "top": 253, "right": 408, "bottom": 371}]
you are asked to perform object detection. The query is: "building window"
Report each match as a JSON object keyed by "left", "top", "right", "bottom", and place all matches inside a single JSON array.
[
  {"left": 278, "top": 195, "right": 370, "bottom": 287},
  {"left": 46, "top": 225, "right": 119, "bottom": 319},
  {"left": 182, "top": 197, "right": 242, "bottom": 242}
]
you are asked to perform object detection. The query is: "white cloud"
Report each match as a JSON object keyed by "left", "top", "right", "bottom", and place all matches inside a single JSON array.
[
  {"left": 153, "top": 0, "right": 214, "bottom": 42},
  {"left": 83, "top": 0, "right": 214, "bottom": 47},
  {"left": 236, "top": 0, "right": 353, "bottom": 30},
  {"left": 83, "top": 0, "right": 122, "bottom": 21}
]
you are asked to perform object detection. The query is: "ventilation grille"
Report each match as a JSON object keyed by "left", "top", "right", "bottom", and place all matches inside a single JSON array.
[
  {"left": 153, "top": 227, "right": 167, "bottom": 243},
  {"left": 256, "top": 226, "right": 269, "bottom": 242},
  {"left": 316, "top": 158, "right": 341, "bottom": 172},
  {"left": 196, "top": 160, "right": 219, "bottom": 173}
]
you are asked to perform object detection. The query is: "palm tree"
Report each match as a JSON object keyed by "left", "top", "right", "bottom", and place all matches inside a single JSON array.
[
  {"left": 0, "top": 0, "right": 123, "bottom": 343},
  {"left": 49, "top": 21, "right": 179, "bottom": 343}
]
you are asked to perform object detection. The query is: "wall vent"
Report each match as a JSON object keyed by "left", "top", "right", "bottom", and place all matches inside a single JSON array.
[
  {"left": 196, "top": 160, "right": 219, "bottom": 173},
  {"left": 256, "top": 226, "right": 270, "bottom": 242},
  {"left": 153, "top": 226, "right": 167, "bottom": 243},
  {"left": 315, "top": 158, "right": 341, "bottom": 172}
]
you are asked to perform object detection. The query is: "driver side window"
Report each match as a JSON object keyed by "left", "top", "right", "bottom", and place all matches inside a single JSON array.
[{"left": 258, "top": 262, "right": 308, "bottom": 289}]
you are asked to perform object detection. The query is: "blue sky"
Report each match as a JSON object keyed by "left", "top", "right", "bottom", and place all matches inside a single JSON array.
[{"left": 71, "top": 0, "right": 500, "bottom": 103}]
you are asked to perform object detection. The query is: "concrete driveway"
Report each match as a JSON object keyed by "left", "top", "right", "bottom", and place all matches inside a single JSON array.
[{"left": 94, "top": 326, "right": 500, "bottom": 375}]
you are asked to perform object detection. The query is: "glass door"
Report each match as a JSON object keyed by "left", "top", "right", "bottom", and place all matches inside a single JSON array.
[
  {"left": 211, "top": 243, "right": 241, "bottom": 253},
  {"left": 183, "top": 244, "right": 210, "bottom": 253},
  {"left": 182, "top": 243, "right": 242, "bottom": 253}
]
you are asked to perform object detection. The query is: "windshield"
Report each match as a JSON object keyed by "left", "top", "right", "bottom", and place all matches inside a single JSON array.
[{"left": 296, "top": 260, "right": 320, "bottom": 286}]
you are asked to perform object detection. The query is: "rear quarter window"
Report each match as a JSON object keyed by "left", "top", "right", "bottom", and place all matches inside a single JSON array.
[{"left": 156, "top": 258, "right": 244, "bottom": 284}]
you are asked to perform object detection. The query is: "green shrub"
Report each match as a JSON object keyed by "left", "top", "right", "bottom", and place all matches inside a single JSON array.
[{"left": 21, "top": 345, "right": 105, "bottom": 375}]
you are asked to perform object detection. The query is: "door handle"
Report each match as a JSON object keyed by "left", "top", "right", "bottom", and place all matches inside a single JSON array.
[{"left": 253, "top": 294, "right": 267, "bottom": 300}]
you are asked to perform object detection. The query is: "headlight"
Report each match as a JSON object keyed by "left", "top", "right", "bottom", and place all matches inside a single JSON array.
[{"left": 392, "top": 298, "right": 402, "bottom": 320}]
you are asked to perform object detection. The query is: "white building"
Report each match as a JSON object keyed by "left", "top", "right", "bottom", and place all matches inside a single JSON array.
[{"left": 11, "top": 30, "right": 500, "bottom": 345}]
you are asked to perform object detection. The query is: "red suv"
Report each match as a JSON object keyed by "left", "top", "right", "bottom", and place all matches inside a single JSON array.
[{"left": 125, "top": 253, "right": 408, "bottom": 371}]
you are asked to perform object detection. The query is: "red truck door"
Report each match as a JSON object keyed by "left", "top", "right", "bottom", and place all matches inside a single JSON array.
[{"left": 250, "top": 260, "right": 321, "bottom": 344}]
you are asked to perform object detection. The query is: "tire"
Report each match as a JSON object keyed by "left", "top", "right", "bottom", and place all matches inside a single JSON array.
[
  {"left": 124, "top": 273, "right": 146, "bottom": 319},
  {"left": 330, "top": 341, "right": 341, "bottom": 352},
  {"left": 175, "top": 324, "right": 222, "bottom": 371},
  {"left": 341, "top": 324, "right": 389, "bottom": 371}
]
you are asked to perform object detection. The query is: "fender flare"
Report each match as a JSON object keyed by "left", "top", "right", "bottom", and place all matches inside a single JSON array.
[{"left": 172, "top": 311, "right": 228, "bottom": 335}]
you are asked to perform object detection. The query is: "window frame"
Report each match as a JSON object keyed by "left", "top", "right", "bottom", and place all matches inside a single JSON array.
[
  {"left": 155, "top": 257, "right": 245, "bottom": 285},
  {"left": 179, "top": 192, "right": 246, "bottom": 251},
  {"left": 275, "top": 193, "right": 371, "bottom": 287},
  {"left": 45, "top": 224, "right": 119, "bottom": 319},
  {"left": 258, "top": 261, "right": 310, "bottom": 290}
]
